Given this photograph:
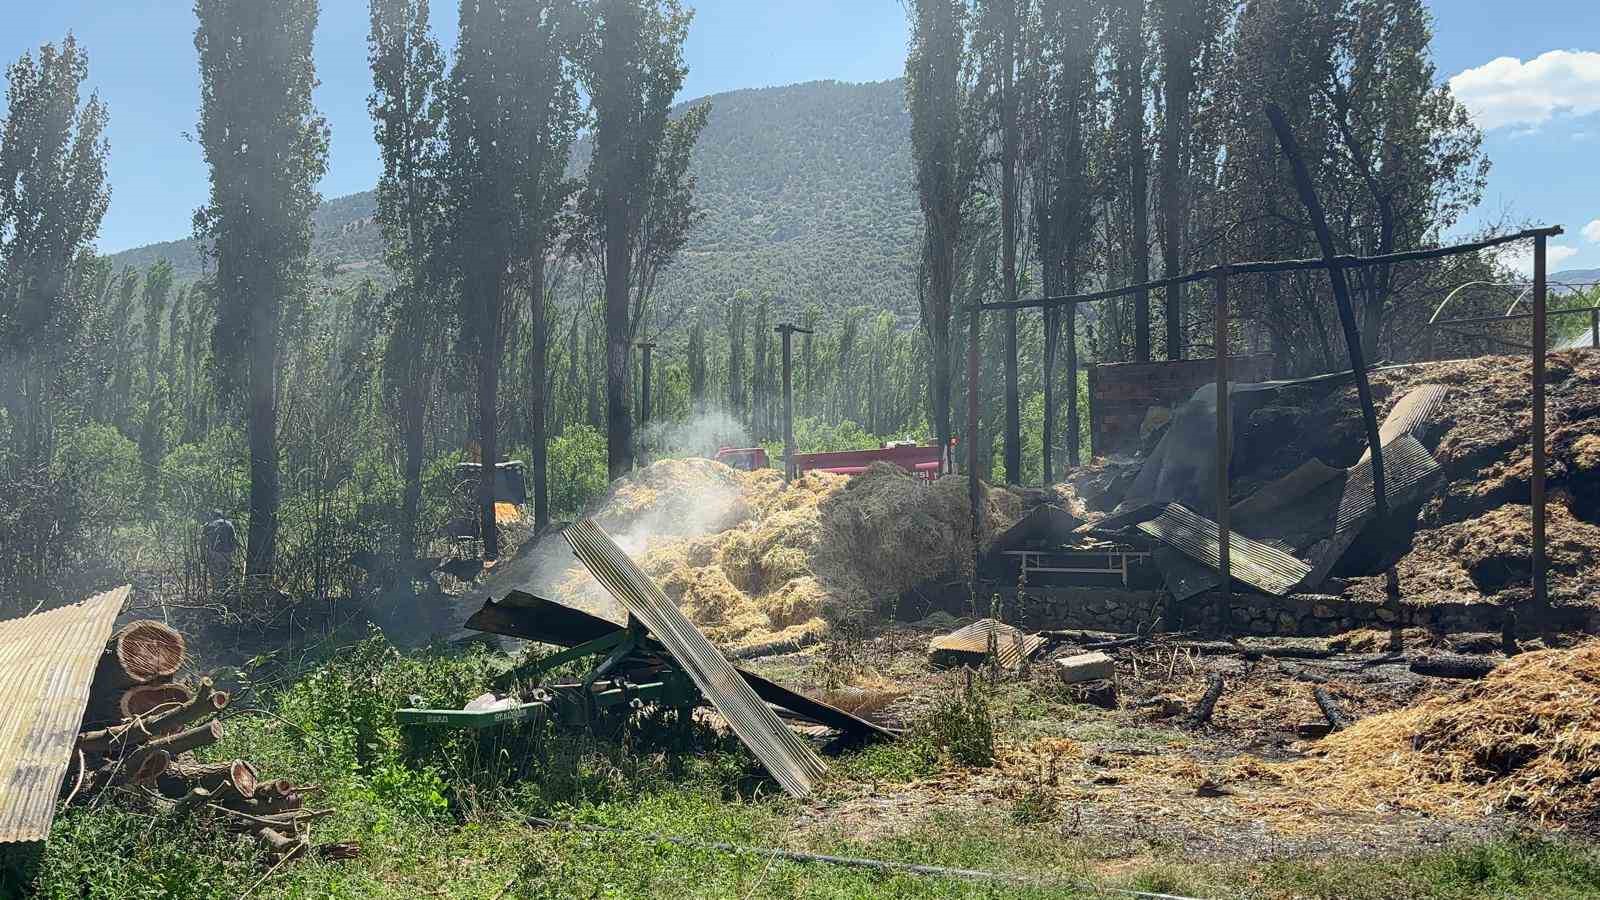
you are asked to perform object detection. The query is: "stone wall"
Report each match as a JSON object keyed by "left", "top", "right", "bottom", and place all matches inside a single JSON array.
[{"left": 975, "top": 581, "right": 1588, "bottom": 637}]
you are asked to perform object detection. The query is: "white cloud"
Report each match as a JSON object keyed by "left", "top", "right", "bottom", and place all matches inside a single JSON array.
[
  {"left": 1497, "top": 243, "right": 1580, "bottom": 277},
  {"left": 1448, "top": 50, "right": 1600, "bottom": 131},
  {"left": 1583, "top": 219, "right": 1600, "bottom": 243}
]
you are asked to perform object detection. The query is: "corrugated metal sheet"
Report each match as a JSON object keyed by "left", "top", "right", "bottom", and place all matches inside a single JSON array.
[
  {"left": 1336, "top": 433, "right": 1442, "bottom": 533},
  {"left": 0, "top": 585, "right": 129, "bottom": 844},
  {"left": 928, "top": 619, "right": 1047, "bottom": 668},
  {"left": 565, "top": 520, "right": 827, "bottom": 798},
  {"left": 1359, "top": 384, "right": 1449, "bottom": 464},
  {"left": 1138, "top": 503, "right": 1313, "bottom": 596},
  {"left": 466, "top": 591, "right": 894, "bottom": 743}
]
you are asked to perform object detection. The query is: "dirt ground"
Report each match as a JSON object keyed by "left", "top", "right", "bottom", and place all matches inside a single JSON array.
[{"left": 746, "top": 623, "right": 1568, "bottom": 866}]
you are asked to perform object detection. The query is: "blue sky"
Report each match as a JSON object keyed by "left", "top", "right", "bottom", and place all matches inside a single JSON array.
[{"left": 5, "top": 0, "right": 1597, "bottom": 272}]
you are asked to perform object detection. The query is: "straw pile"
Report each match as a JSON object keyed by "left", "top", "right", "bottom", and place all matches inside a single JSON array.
[
  {"left": 1282, "top": 640, "right": 1600, "bottom": 824},
  {"left": 557, "top": 459, "right": 1027, "bottom": 650}
]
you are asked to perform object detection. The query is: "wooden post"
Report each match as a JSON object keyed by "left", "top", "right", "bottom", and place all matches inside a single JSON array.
[
  {"left": 1042, "top": 307, "right": 1057, "bottom": 485},
  {"left": 775, "top": 324, "right": 811, "bottom": 481},
  {"left": 1533, "top": 235, "right": 1548, "bottom": 609},
  {"left": 1214, "top": 268, "right": 1232, "bottom": 627},
  {"left": 1591, "top": 307, "right": 1598, "bottom": 349}
]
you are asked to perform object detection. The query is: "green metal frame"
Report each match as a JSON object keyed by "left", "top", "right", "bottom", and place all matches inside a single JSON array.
[{"left": 396, "top": 616, "right": 699, "bottom": 733}]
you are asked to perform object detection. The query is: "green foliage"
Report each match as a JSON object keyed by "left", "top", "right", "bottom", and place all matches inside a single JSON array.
[
  {"left": 58, "top": 422, "right": 141, "bottom": 522},
  {"left": 547, "top": 424, "right": 609, "bottom": 517},
  {"left": 156, "top": 426, "right": 247, "bottom": 524},
  {"left": 915, "top": 675, "right": 996, "bottom": 769}
]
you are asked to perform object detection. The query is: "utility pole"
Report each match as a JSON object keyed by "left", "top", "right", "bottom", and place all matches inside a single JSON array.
[{"left": 775, "top": 323, "right": 813, "bottom": 481}]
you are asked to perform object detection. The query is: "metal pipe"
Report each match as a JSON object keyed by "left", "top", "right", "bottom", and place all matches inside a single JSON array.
[
  {"left": 981, "top": 225, "right": 1565, "bottom": 312},
  {"left": 1431, "top": 306, "right": 1600, "bottom": 328},
  {"left": 1533, "top": 235, "right": 1548, "bottom": 609},
  {"left": 1215, "top": 268, "right": 1231, "bottom": 627}
]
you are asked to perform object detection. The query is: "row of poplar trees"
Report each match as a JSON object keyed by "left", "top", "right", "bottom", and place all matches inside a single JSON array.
[
  {"left": 191, "top": 0, "right": 707, "bottom": 577},
  {"left": 905, "top": 0, "right": 1488, "bottom": 484}
]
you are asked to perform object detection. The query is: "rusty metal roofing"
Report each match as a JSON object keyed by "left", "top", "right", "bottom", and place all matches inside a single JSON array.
[
  {"left": 1138, "top": 503, "right": 1313, "bottom": 596},
  {"left": 1360, "top": 384, "right": 1448, "bottom": 464},
  {"left": 0, "top": 585, "right": 129, "bottom": 843},
  {"left": 565, "top": 520, "right": 827, "bottom": 798},
  {"left": 929, "top": 618, "right": 1048, "bottom": 668}
]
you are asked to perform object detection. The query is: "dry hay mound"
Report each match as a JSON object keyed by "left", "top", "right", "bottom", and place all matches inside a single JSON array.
[
  {"left": 591, "top": 457, "right": 779, "bottom": 540},
  {"left": 554, "top": 458, "right": 1027, "bottom": 651},
  {"left": 1284, "top": 641, "right": 1600, "bottom": 824}
]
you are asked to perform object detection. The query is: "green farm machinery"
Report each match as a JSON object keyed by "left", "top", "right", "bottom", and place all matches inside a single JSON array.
[{"left": 396, "top": 521, "right": 894, "bottom": 797}]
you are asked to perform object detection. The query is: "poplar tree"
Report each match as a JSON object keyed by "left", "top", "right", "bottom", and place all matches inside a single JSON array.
[
  {"left": 906, "top": 0, "right": 982, "bottom": 474},
  {"left": 444, "top": 0, "right": 582, "bottom": 558},
  {"left": 0, "top": 35, "right": 110, "bottom": 457},
  {"left": 369, "top": 0, "right": 448, "bottom": 554},
  {"left": 578, "top": 0, "right": 700, "bottom": 479},
  {"left": 195, "top": 0, "right": 329, "bottom": 582}
]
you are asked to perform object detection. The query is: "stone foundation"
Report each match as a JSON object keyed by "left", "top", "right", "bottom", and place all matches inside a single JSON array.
[{"left": 974, "top": 581, "right": 1594, "bottom": 637}]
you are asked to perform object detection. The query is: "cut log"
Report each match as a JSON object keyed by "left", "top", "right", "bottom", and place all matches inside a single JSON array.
[
  {"left": 78, "top": 717, "right": 155, "bottom": 757},
  {"left": 95, "top": 620, "right": 185, "bottom": 690},
  {"left": 236, "top": 791, "right": 303, "bottom": 815},
  {"left": 1188, "top": 674, "right": 1225, "bottom": 726},
  {"left": 120, "top": 683, "right": 193, "bottom": 719},
  {"left": 158, "top": 759, "right": 258, "bottom": 800},
  {"left": 85, "top": 747, "right": 170, "bottom": 794},
  {"left": 316, "top": 842, "right": 361, "bottom": 861},
  {"left": 255, "top": 826, "right": 306, "bottom": 860},
  {"left": 1410, "top": 653, "right": 1496, "bottom": 680},
  {"left": 144, "top": 719, "right": 223, "bottom": 757},
  {"left": 1313, "top": 686, "right": 1354, "bottom": 732},
  {"left": 145, "top": 678, "right": 228, "bottom": 736}
]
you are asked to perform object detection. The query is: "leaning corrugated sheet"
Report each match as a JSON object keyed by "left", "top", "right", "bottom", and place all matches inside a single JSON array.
[
  {"left": 566, "top": 520, "right": 827, "bottom": 798},
  {"left": 0, "top": 585, "right": 129, "bottom": 843}
]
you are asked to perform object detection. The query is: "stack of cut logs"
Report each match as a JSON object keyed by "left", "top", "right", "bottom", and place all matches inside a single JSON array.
[{"left": 72, "top": 620, "right": 356, "bottom": 863}]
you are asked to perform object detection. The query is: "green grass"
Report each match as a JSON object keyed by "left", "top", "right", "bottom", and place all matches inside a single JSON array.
[{"left": 12, "top": 635, "right": 1600, "bottom": 899}]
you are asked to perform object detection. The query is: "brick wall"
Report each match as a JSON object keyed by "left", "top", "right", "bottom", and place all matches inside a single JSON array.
[{"left": 1088, "top": 354, "right": 1277, "bottom": 456}]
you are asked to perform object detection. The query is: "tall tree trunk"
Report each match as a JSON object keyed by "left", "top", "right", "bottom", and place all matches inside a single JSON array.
[
  {"left": 478, "top": 271, "right": 502, "bottom": 561},
  {"left": 400, "top": 359, "right": 426, "bottom": 558},
  {"left": 1042, "top": 306, "right": 1057, "bottom": 484},
  {"left": 604, "top": 266, "right": 631, "bottom": 479},
  {"left": 1066, "top": 258, "right": 1081, "bottom": 466},
  {"left": 528, "top": 259, "right": 550, "bottom": 531},
  {"left": 1120, "top": 0, "right": 1151, "bottom": 362},
  {"left": 1001, "top": 0, "right": 1022, "bottom": 485},
  {"left": 1159, "top": 0, "right": 1192, "bottom": 361},
  {"left": 245, "top": 301, "right": 280, "bottom": 581}
]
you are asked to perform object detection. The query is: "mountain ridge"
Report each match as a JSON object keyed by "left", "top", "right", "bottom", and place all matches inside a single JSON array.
[{"left": 106, "top": 77, "right": 922, "bottom": 325}]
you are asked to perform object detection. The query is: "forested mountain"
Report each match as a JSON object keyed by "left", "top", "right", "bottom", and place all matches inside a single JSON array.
[{"left": 108, "top": 78, "right": 920, "bottom": 322}]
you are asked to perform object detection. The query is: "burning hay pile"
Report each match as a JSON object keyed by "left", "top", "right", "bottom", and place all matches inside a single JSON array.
[
  {"left": 1282, "top": 640, "right": 1600, "bottom": 824},
  {"left": 559, "top": 460, "right": 1025, "bottom": 650},
  {"left": 70, "top": 620, "right": 354, "bottom": 863}
]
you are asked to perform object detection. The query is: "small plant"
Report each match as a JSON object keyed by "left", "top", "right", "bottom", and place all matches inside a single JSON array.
[
  {"left": 1010, "top": 782, "right": 1055, "bottom": 825},
  {"left": 917, "top": 671, "right": 995, "bottom": 768}
]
